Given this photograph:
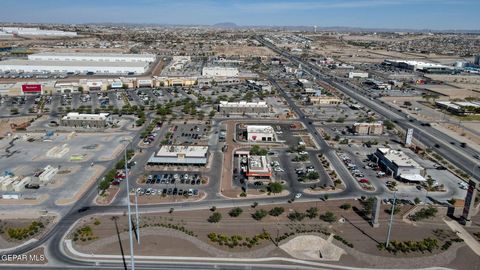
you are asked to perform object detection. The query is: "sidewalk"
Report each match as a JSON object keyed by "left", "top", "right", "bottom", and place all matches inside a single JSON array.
[{"left": 443, "top": 218, "right": 480, "bottom": 256}]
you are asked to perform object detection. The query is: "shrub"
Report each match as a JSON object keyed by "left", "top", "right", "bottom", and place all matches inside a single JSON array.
[
  {"left": 229, "top": 207, "right": 243, "bottom": 217},
  {"left": 252, "top": 209, "right": 268, "bottom": 221},
  {"left": 287, "top": 211, "right": 306, "bottom": 221},
  {"left": 305, "top": 207, "right": 319, "bottom": 219},
  {"left": 385, "top": 206, "right": 401, "bottom": 215},
  {"left": 408, "top": 207, "right": 438, "bottom": 222},
  {"left": 340, "top": 203, "right": 351, "bottom": 210},
  {"left": 269, "top": 207, "right": 285, "bottom": 217},
  {"left": 208, "top": 212, "right": 222, "bottom": 223},
  {"left": 268, "top": 182, "right": 283, "bottom": 194},
  {"left": 320, "top": 211, "right": 337, "bottom": 223},
  {"left": 334, "top": 235, "right": 354, "bottom": 248}
]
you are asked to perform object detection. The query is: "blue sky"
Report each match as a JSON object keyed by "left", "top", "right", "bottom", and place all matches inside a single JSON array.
[{"left": 0, "top": 0, "right": 479, "bottom": 30}]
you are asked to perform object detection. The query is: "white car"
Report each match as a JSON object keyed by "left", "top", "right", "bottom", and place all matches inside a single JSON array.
[{"left": 295, "top": 193, "right": 302, "bottom": 199}]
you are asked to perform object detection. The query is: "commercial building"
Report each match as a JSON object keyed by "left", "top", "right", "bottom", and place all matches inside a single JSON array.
[
  {"left": 352, "top": 122, "right": 384, "bottom": 135},
  {"left": 304, "top": 88, "right": 321, "bottom": 97},
  {"left": 135, "top": 79, "right": 153, "bottom": 88},
  {"left": 28, "top": 52, "right": 155, "bottom": 63},
  {"left": 109, "top": 81, "right": 124, "bottom": 89},
  {"left": 348, "top": 72, "right": 369, "bottom": 79},
  {"left": 373, "top": 148, "right": 425, "bottom": 182},
  {"left": 218, "top": 101, "right": 269, "bottom": 115},
  {"left": 54, "top": 82, "right": 80, "bottom": 94},
  {"left": 158, "top": 77, "right": 197, "bottom": 87},
  {"left": 197, "top": 77, "right": 241, "bottom": 87},
  {"left": 308, "top": 96, "right": 342, "bottom": 105},
  {"left": 246, "top": 155, "right": 272, "bottom": 181},
  {"left": 147, "top": 145, "right": 209, "bottom": 166},
  {"left": 236, "top": 151, "right": 272, "bottom": 182},
  {"left": 38, "top": 165, "right": 58, "bottom": 185},
  {"left": 0, "top": 60, "right": 149, "bottom": 75},
  {"left": 246, "top": 80, "right": 272, "bottom": 92},
  {"left": 60, "top": 112, "right": 112, "bottom": 129},
  {"left": 435, "top": 101, "right": 480, "bottom": 115},
  {"left": 364, "top": 79, "right": 392, "bottom": 90},
  {"left": 298, "top": 79, "right": 313, "bottom": 88},
  {"left": 384, "top": 59, "right": 454, "bottom": 74},
  {"left": 1, "top": 27, "right": 77, "bottom": 37},
  {"left": 246, "top": 125, "right": 275, "bottom": 142},
  {"left": 166, "top": 56, "right": 191, "bottom": 71},
  {"left": 202, "top": 67, "right": 239, "bottom": 77}
]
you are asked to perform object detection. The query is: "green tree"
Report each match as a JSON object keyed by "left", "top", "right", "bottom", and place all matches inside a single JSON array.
[
  {"left": 268, "top": 182, "right": 283, "bottom": 194},
  {"left": 383, "top": 120, "right": 395, "bottom": 130}
]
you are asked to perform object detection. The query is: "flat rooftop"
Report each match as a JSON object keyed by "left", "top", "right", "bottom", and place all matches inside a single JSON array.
[
  {"left": 353, "top": 121, "right": 383, "bottom": 126},
  {"left": 247, "top": 155, "right": 271, "bottom": 177},
  {"left": 62, "top": 112, "right": 110, "bottom": 121},
  {"left": 148, "top": 145, "right": 209, "bottom": 165},
  {"left": 155, "top": 145, "right": 208, "bottom": 158},
  {"left": 0, "top": 60, "right": 149, "bottom": 68},
  {"left": 377, "top": 148, "right": 422, "bottom": 168},
  {"left": 29, "top": 52, "right": 156, "bottom": 59},
  {"left": 219, "top": 101, "right": 268, "bottom": 108},
  {"left": 246, "top": 125, "right": 275, "bottom": 133}
]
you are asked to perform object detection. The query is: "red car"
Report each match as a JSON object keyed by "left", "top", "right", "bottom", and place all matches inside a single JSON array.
[{"left": 359, "top": 178, "right": 369, "bottom": 183}]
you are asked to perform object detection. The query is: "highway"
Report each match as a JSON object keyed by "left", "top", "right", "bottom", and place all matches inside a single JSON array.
[{"left": 256, "top": 36, "right": 480, "bottom": 181}]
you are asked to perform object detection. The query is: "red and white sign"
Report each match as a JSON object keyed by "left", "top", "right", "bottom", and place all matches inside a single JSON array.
[{"left": 22, "top": 84, "right": 42, "bottom": 93}]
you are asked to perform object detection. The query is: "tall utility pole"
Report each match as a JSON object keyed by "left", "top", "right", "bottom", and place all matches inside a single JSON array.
[
  {"left": 385, "top": 191, "right": 397, "bottom": 248},
  {"left": 124, "top": 148, "right": 135, "bottom": 270}
]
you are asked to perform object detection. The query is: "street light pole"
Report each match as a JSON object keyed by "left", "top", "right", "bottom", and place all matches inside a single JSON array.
[
  {"left": 134, "top": 188, "right": 140, "bottom": 245},
  {"left": 124, "top": 147, "right": 135, "bottom": 270},
  {"left": 385, "top": 191, "right": 397, "bottom": 248}
]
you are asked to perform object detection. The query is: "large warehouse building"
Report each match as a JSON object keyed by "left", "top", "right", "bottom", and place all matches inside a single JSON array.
[
  {"left": 1, "top": 27, "right": 77, "bottom": 37},
  {"left": 0, "top": 60, "right": 149, "bottom": 75},
  {"left": 28, "top": 52, "right": 156, "bottom": 63},
  {"left": 202, "top": 67, "right": 239, "bottom": 77}
]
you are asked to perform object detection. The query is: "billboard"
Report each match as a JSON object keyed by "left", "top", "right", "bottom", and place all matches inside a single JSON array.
[
  {"left": 405, "top": 128, "right": 414, "bottom": 146},
  {"left": 22, "top": 84, "right": 42, "bottom": 93}
]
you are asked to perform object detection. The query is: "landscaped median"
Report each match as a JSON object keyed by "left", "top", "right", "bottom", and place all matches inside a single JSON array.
[{"left": 61, "top": 199, "right": 470, "bottom": 269}]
